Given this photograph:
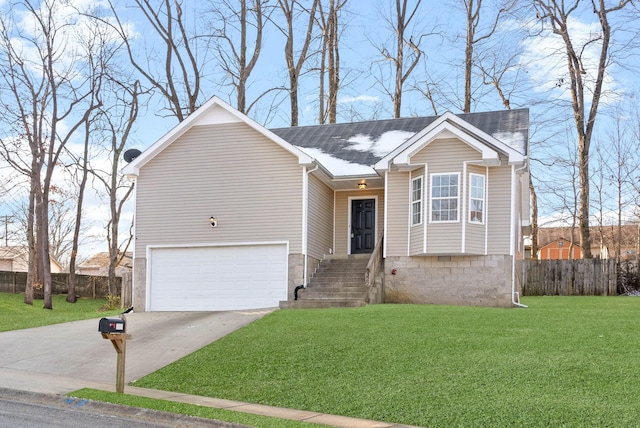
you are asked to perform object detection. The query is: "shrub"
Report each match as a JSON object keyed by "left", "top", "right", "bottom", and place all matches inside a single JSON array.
[
  {"left": 617, "top": 260, "right": 640, "bottom": 294},
  {"left": 100, "top": 294, "right": 121, "bottom": 311}
]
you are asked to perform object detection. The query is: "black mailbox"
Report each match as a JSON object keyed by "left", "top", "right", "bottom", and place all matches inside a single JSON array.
[{"left": 99, "top": 317, "right": 125, "bottom": 334}]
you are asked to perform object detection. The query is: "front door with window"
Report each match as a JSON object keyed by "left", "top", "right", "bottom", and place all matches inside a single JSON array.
[{"left": 351, "top": 199, "right": 375, "bottom": 254}]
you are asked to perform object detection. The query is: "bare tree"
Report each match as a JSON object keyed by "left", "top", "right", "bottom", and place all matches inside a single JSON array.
[
  {"left": 0, "top": 137, "right": 35, "bottom": 304},
  {"left": 0, "top": 0, "right": 104, "bottom": 308},
  {"left": 317, "top": 0, "right": 347, "bottom": 123},
  {"left": 534, "top": 0, "right": 632, "bottom": 258},
  {"left": 107, "top": 0, "right": 204, "bottom": 122},
  {"left": 461, "top": 0, "right": 515, "bottom": 113},
  {"left": 599, "top": 110, "right": 639, "bottom": 259},
  {"left": 91, "top": 79, "right": 140, "bottom": 297},
  {"left": 277, "top": 0, "right": 320, "bottom": 126},
  {"left": 207, "top": 0, "right": 270, "bottom": 114},
  {"left": 549, "top": 136, "right": 581, "bottom": 258},
  {"left": 66, "top": 119, "right": 91, "bottom": 303},
  {"left": 372, "top": 0, "right": 434, "bottom": 118},
  {"left": 47, "top": 186, "right": 79, "bottom": 268}
]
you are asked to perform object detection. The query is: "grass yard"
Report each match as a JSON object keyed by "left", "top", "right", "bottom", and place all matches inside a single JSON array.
[
  {"left": 129, "top": 297, "right": 640, "bottom": 427},
  {"left": 0, "top": 292, "right": 120, "bottom": 332}
]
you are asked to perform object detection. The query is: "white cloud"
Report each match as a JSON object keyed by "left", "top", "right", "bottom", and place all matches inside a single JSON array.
[
  {"left": 9, "top": 0, "right": 128, "bottom": 80},
  {"left": 519, "top": 16, "right": 618, "bottom": 101},
  {"left": 337, "top": 94, "right": 380, "bottom": 104}
]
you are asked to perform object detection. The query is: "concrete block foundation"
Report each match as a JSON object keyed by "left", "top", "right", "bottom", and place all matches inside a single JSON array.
[{"left": 384, "top": 254, "right": 514, "bottom": 308}]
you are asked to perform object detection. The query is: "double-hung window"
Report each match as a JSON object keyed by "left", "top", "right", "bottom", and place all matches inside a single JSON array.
[
  {"left": 431, "top": 173, "right": 459, "bottom": 222},
  {"left": 469, "top": 173, "right": 485, "bottom": 223},
  {"left": 411, "top": 176, "right": 423, "bottom": 226}
]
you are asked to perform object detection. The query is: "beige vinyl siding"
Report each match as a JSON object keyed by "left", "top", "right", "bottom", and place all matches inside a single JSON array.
[
  {"left": 134, "top": 123, "right": 304, "bottom": 255},
  {"left": 465, "top": 224, "right": 485, "bottom": 254},
  {"left": 410, "top": 138, "right": 481, "bottom": 165},
  {"left": 487, "top": 165, "right": 511, "bottom": 254},
  {"left": 307, "top": 174, "right": 334, "bottom": 260},
  {"left": 334, "top": 188, "right": 384, "bottom": 255},
  {"left": 414, "top": 139, "right": 481, "bottom": 254},
  {"left": 385, "top": 171, "right": 410, "bottom": 257},
  {"left": 409, "top": 167, "right": 425, "bottom": 255},
  {"left": 426, "top": 216, "right": 462, "bottom": 253}
]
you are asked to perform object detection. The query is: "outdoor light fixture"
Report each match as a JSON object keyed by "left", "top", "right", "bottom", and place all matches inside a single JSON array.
[
  {"left": 209, "top": 216, "right": 217, "bottom": 228},
  {"left": 358, "top": 182, "right": 367, "bottom": 190}
]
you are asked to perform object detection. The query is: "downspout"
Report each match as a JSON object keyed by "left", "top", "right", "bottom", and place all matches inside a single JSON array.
[
  {"left": 511, "top": 163, "right": 528, "bottom": 308},
  {"left": 462, "top": 162, "right": 470, "bottom": 253},
  {"left": 297, "top": 164, "right": 319, "bottom": 300}
]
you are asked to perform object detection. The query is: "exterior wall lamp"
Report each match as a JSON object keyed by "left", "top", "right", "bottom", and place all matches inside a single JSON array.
[
  {"left": 209, "top": 216, "right": 217, "bottom": 228},
  {"left": 358, "top": 182, "right": 367, "bottom": 190}
]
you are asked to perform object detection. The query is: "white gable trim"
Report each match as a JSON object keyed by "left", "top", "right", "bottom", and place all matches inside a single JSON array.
[
  {"left": 374, "top": 111, "right": 525, "bottom": 171},
  {"left": 122, "top": 96, "right": 314, "bottom": 177},
  {"left": 398, "top": 122, "right": 500, "bottom": 166}
]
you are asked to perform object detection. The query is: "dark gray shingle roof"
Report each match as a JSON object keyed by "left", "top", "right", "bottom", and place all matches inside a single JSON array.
[{"left": 270, "top": 109, "right": 529, "bottom": 169}]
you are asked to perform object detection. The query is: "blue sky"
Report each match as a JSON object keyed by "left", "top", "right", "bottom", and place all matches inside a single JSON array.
[
  {"left": 1, "top": 0, "right": 639, "bottom": 258},
  {"left": 124, "top": 0, "right": 640, "bottom": 228}
]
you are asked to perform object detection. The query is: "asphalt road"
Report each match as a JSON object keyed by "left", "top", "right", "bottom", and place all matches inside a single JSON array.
[{"left": 0, "top": 388, "right": 248, "bottom": 428}]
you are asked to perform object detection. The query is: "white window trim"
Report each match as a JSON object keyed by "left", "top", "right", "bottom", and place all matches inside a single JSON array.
[
  {"left": 468, "top": 173, "right": 486, "bottom": 225},
  {"left": 411, "top": 175, "right": 423, "bottom": 226},
  {"left": 429, "top": 172, "right": 460, "bottom": 223}
]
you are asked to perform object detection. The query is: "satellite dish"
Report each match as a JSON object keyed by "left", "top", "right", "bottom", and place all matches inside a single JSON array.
[{"left": 123, "top": 149, "right": 142, "bottom": 163}]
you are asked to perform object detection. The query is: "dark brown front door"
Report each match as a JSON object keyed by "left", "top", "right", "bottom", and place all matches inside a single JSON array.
[{"left": 351, "top": 199, "right": 375, "bottom": 254}]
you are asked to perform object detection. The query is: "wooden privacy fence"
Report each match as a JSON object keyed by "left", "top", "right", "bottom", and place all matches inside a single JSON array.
[
  {"left": 523, "top": 259, "right": 617, "bottom": 296},
  {"left": 0, "top": 271, "right": 123, "bottom": 299}
]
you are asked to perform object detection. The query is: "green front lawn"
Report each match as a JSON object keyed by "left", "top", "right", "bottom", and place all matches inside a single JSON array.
[
  {"left": 7, "top": 292, "right": 638, "bottom": 426},
  {"left": 0, "top": 292, "right": 119, "bottom": 332},
  {"left": 127, "top": 297, "right": 640, "bottom": 427}
]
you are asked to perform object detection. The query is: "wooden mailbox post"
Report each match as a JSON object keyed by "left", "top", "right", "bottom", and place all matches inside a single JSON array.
[{"left": 98, "top": 315, "right": 128, "bottom": 393}]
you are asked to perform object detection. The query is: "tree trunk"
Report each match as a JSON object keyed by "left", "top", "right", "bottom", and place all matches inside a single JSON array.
[
  {"left": 68, "top": 124, "right": 92, "bottom": 303},
  {"left": 463, "top": 0, "right": 474, "bottom": 113},
  {"left": 578, "top": 133, "right": 592, "bottom": 258},
  {"left": 238, "top": 0, "right": 248, "bottom": 113},
  {"left": 24, "top": 179, "right": 37, "bottom": 305},
  {"left": 39, "top": 188, "right": 53, "bottom": 309},
  {"left": 530, "top": 176, "right": 538, "bottom": 258},
  {"left": 327, "top": 0, "right": 339, "bottom": 123},
  {"left": 393, "top": 0, "right": 404, "bottom": 119},
  {"left": 279, "top": 0, "right": 318, "bottom": 127}
]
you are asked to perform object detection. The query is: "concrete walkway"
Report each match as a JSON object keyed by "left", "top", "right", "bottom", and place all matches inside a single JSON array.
[{"left": 0, "top": 310, "right": 416, "bottom": 428}]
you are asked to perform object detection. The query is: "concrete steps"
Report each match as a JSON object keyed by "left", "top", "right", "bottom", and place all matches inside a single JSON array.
[{"left": 280, "top": 255, "right": 369, "bottom": 309}]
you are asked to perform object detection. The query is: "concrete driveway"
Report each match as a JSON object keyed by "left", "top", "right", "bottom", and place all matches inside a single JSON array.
[{"left": 0, "top": 309, "right": 274, "bottom": 395}]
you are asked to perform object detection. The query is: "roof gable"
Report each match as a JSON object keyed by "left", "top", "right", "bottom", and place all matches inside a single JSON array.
[
  {"left": 122, "top": 96, "right": 314, "bottom": 177},
  {"left": 271, "top": 109, "right": 529, "bottom": 177},
  {"left": 124, "top": 99, "right": 528, "bottom": 180},
  {"left": 375, "top": 112, "right": 527, "bottom": 171}
]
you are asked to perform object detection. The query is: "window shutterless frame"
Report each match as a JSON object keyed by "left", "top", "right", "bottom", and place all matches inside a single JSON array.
[
  {"left": 430, "top": 172, "right": 459, "bottom": 223},
  {"left": 411, "top": 175, "right": 423, "bottom": 226},
  {"left": 469, "top": 173, "right": 485, "bottom": 224}
]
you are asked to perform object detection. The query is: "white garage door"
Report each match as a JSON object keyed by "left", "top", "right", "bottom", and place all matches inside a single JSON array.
[{"left": 148, "top": 243, "right": 288, "bottom": 311}]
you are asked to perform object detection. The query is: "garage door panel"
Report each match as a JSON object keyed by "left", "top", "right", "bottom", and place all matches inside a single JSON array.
[{"left": 148, "top": 244, "right": 287, "bottom": 311}]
